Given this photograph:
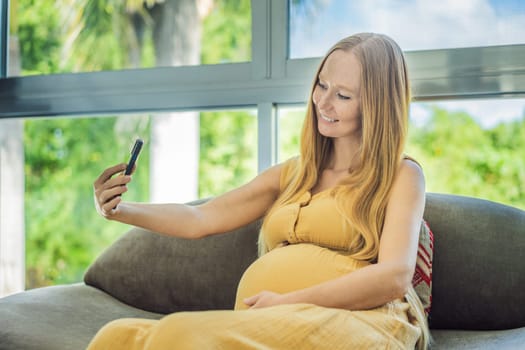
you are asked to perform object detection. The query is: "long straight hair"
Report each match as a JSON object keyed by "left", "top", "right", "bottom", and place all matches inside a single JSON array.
[{"left": 259, "top": 33, "right": 429, "bottom": 349}]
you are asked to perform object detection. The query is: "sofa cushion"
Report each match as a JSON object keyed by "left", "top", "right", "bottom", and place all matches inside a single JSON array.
[
  {"left": 84, "top": 201, "right": 260, "bottom": 314},
  {"left": 430, "top": 328, "right": 525, "bottom": 349},
  {"left": 0, "top": 284, "right": 162, "bottom": 350},
  {"left": 424, "top": 193, "right": 525, "bottom": 330}
]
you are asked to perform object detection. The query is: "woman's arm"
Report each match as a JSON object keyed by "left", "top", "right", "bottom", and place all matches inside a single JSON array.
[
  {"left": 246, "top": 159, "right": 425, "bottom": 310},
  {"left": 93, "top": 162, "right": 283, "bottom": 239}
]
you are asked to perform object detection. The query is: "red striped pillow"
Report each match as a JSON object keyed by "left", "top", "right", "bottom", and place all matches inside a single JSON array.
[{"left": 412, "top": 220, "right": 434, "bottom": 316}]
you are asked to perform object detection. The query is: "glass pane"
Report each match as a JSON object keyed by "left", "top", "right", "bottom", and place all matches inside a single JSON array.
[
  {"left": 0, "top": 109, "right": 256, "bottom": 291},
  {"left": 9, "top": 0, "right": 251, "bottom": 76},
  {"left": 278, "top": 105, "right": 305, "bottom": 162},
  {"left": 408, "top": 98, "right": 525, "bottom": 211},
  {"left": 278, "top": 100, "right": 525, "bottom": 211},
  {"left": 198, "top": 109, "right": 258, "bottom": 198},
  {"left": 289, "top": 0, "right": 525, "bottom": 58},
  {"left": 22, "top": 115, "right": 151, "bottom": 288}
]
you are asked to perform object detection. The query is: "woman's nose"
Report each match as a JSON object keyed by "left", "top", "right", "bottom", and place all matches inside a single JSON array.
[{"left": 316, "top": 90, "right": 332, "bottom": 111}]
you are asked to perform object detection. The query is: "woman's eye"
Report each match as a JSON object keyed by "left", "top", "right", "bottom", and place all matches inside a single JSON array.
[
  {"left": 317, "top": 81, "right": 327, "bottom": 90},
  {"left": 337, "top": 93, "right": 350, "bottom": 100}
]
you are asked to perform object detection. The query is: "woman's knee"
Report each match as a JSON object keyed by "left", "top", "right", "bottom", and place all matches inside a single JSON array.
[
  {"left": 87, "top": 318, "right": 156, "bottom": 350},
  {"left": 144, "top": 312, "right": 220, "bottom": 349}
]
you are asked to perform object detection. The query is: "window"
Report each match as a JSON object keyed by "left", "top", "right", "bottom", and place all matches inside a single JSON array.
[
  {"left": 408, "top": 98, "right": 525, "bottom": 211},
  {"left": 289, "top": 0, "right": 525, "bottom": 58},
  {"left": 1, "top": 109, "right": 256, "bottom": 289},
  {"left": 278, "top": 105, "right": 304, "bottom": 162},
  {"left": 9, "top": 0, "right": 251, "bottom": 76},
  {"left": 1, "top": 0, "right": 524, "bottom": 297},
  {"left": 278, "top": 100, "right": 525, "bottom": 211}
]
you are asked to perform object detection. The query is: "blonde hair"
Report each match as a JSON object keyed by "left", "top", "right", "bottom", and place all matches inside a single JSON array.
[{"left": 258, "top": 33, "right": 429, "bottom": 349}]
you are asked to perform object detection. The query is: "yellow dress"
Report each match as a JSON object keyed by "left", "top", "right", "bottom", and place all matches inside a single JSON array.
[{"left": 87, "top": 158, "right": 422, "bottom": 349}]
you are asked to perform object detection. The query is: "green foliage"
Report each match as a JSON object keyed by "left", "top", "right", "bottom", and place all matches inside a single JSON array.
[
  {"left": 279, "top": 108, "right": 304, "bottom": 162},
  {"left": 17, "top": 0, "right": 254, "bottom": 288},
  {"left": 59, "top": 0, "right": 253, "bottom": 71},
  {"left": 24, "top": 116, "right": 150, "bottom": 287},
  {"left": 60, "top": 0, "right": 132, "bottom": 71},
  {"left": 199, "top": 110, "right": 257, "bottom": 197},
  {"left": 279, "top": 106, "right": 525, "bottom": 211},
  {"left": 16, "top": 0, "right": 62, "bottom": 75},
  {"left": 198, "top": 1, "right": 254, "bottom": 197},
  {"left": 407, "top": 107, "right": 525, "bottom": 210},
  {"left": 15, "top": 0, "right": 523, "bottom": 291},
  {"left": 201, "top": 0, "right": 251, "bottom": 63}
]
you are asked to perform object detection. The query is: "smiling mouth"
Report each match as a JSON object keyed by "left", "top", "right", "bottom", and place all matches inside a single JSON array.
[{"left": 321, "top": 114, "right": 339, "bottom": 123}]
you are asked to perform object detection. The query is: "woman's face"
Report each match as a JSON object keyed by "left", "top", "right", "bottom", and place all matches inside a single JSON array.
[{"left": 312, "top": 49, "right": 362, "bottom": 141}]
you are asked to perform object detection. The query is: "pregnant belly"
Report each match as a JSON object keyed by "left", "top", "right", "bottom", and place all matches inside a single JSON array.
[{"left": 234, "top": 243, "right": 368, "bottom": 310}]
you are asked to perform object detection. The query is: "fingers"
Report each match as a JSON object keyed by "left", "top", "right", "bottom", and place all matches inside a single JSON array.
[
  {"left": 244, "top": 291, "right": 284, "bottom": 309},
  {"left": 95, "top": 182, "right": 129, "bottom": 216},
  {"left": 99, "top": 183, "right": 128, "bottom": 206},
  {"left": 102, "top": 195, "right": 123, "bottom": 217},
  {"left": 93, "top": 163, "right": 133, "bottom": 218},
  {"left": 94, "top": 163, "right": 127, "bottom": 188},
  {"left": 243, "top": 294, "right": 258, "bottom": 307},
  {"left": 94, "top": 164, "right": 131, "bottom": 195},
  {"left": 96, "top": 193, "right": 122, "bottom": 217},
  {"left": 94, "top": 176, "right": 131, "bottom": 202}
]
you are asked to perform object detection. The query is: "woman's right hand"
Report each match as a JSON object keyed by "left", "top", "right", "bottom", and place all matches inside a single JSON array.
[{"left": 93, "top": 163, "right": 132, "bottom": 219}]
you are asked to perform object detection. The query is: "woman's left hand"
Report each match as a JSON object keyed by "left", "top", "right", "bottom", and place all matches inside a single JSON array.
[{"left": 243, "top": 291, "right": 288, "bottom": 309}]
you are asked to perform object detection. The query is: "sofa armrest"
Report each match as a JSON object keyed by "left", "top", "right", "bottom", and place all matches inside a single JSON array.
[
  {"left": 424, "top": 193, "right": 525, "bottom": 330},
  {"left": 84, "top": 207, "right": 260, "bottom": 313},
  {"left": 0, "top": 284, "right": 162, "bottom": 350}
]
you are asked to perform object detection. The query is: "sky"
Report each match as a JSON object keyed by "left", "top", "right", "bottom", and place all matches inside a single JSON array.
[
  {"left": 290, "top": 0, "right": 525, "bottom": 56},
  {"left": 289, "top": 0, "right": 525, "bottom": 128},
  {"left": 411, "top": 99, "right": 525, "bottom": 129}
]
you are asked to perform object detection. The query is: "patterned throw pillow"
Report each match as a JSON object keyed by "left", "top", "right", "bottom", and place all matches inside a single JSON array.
[{"left": 411, "top": 220, "right": 434, "bottom": 316}]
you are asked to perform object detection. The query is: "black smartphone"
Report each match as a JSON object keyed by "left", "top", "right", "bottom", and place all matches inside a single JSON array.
[{"left": 124, "top": 138, "right": 144, "bottom": 175}]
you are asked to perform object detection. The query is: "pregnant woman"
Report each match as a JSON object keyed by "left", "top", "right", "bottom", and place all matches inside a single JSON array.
[{"left": 90, "top": 32, "right": 430, "bottom": 350}]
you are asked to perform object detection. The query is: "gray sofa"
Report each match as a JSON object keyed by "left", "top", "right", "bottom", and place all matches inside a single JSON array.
[{"left": 1, "top": 193, "right": 524, "bottom": 349}]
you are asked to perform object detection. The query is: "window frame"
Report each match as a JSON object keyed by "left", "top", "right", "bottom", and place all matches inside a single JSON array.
[
  {"left": 1, "top": 0, "right": 525, "bottom": 296},
  {"left": 0, "top": 0, "right": 524, "bottom": 170},
  {"left": 0, "top": 0, "right": 7, "bottom": 77}
]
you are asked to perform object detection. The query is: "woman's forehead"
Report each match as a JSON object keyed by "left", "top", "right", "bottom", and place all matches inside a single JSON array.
[{"left": 319, "top": 50, "right": 361, "bottom": 92}]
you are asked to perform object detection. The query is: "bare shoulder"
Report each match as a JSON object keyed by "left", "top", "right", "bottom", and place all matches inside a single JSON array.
[
  {"left": 388, "top": 158, "right": 426, "bottom": 203},
  {"left": 396, "top": 158, "right": 425, "bottom": 187}
]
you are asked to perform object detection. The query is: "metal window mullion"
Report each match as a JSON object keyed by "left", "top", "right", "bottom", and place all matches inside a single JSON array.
[
  {"left": 252, "top": 0, "right": 287, "bottom": 174},
  {"left": 252, "top": 0, "right": 281, "bottom": 173},
  {"left": 269, "top": 0, "right": 288, "bottom": 79},
  {"left": 257, "top": 102, "right": 278, "bottom": 173},
  {"left": 251, "top": 0, "right": 288, "bottom": 80},
  {"left": 0, "top": 0, "right": 8, "bottom": 78},
  {"left": 251, "top": 0, "right": 271, "bottom": 80}
]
